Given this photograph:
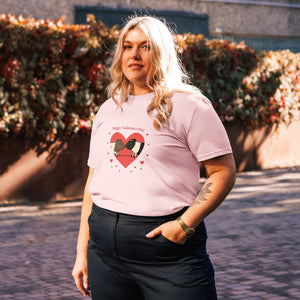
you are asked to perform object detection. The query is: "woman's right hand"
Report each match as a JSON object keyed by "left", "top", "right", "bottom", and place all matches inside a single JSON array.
[{"left": 72, "top": 253, "right": 90, "bottom": 297}]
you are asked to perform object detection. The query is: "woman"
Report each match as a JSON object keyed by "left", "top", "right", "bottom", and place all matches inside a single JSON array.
[{"left": 72, "top": 15, "right": 236, "bottom": 299}]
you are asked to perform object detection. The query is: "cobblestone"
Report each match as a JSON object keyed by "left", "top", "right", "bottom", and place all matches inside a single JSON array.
[{"left": 0, "top": 167, "right": 299, "bottom": 299}]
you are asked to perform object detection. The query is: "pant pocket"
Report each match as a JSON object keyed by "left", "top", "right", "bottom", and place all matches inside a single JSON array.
[{"left": 117, "top": 221, "right": 188, "bottom": 262}]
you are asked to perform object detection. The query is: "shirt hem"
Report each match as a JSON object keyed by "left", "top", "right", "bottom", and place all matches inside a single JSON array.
[{"left": 197, "top": 149, "right": 233, "bottom": 162}]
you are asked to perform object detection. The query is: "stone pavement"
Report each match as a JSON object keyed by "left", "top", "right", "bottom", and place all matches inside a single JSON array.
[{"left": 0, "top": 167, "right": 299, "bottom": 300}]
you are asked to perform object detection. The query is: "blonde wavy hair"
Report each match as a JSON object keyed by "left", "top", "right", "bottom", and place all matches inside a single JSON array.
[{"left": 109, "top": 15, "right": 199, "bottom": 130}]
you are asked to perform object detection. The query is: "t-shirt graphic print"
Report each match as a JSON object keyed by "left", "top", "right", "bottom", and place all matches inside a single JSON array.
[{"left": 110, "top": 132, "right": 145, "bottom": 168}]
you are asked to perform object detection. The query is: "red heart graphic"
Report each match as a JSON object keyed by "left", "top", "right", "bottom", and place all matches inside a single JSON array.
[{"left": 110, "top": 132, "right": 145, "bottom": 168}]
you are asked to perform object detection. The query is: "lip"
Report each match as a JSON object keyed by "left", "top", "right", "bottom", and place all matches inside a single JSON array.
[{"left": 128, "top": 63, "right": 143, "bottom": 69}]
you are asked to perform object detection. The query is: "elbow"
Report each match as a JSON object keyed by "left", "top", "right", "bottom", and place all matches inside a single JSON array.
[
  {"left": 229, "top": 167, "right": 236, "bottom": 190},
  {"left": 227, "top": 158, "right": 237, "bottom": 189}
]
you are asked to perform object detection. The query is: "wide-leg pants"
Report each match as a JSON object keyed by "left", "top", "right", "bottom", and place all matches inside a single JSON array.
[{"left": 87, "top": 204, "right": 218, "bottom": 300}]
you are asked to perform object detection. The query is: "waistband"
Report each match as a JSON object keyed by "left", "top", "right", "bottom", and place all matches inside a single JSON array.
[{"left": 92, "top": 203, "right": 188, "bottom": 224}]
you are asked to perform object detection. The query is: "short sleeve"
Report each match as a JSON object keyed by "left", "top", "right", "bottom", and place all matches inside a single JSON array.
[{"left": 186, "top": 96, "right": 232, "bottom": 162}]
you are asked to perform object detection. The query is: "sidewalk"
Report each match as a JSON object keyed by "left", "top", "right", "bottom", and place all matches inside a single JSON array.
[{"left": 0, "top": 167, "right": 299, "bottom": 299}]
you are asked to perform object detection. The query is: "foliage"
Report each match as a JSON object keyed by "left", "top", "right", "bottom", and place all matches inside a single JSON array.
[
  {"left": 177, "top": 34, "right": 258, "bottom": 125},
  {"left": 177, "top": 34, "right": 299, "bottom": 128},
  {"left": 0, "top": 14, "right": 299, "bottom": 144},
  {"left": 0, "top": 14, "right": 117, "bottom": 142}
]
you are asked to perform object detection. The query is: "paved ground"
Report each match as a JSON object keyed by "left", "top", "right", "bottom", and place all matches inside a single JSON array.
[{"left": 0, "top": 167, "right": 299, "bottom": 300}]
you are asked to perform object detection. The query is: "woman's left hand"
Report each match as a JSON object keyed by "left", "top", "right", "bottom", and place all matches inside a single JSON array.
[{"left": 146, "top": 220, "right": 187, "bottom": 244}]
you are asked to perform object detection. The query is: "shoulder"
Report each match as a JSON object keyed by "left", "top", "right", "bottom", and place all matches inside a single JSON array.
[
  {"left": 168, "top": 92, "right": 215, "bottom": 132},
  {"left": 91, "top": 98, "right": 117, "bottom": 129},
  {"left": 99, "top": 97, "right": 116, "bottom": 112},
  {"left": 94, "top": 98, "right": 117, "bottom": 117},
  {"left": 171, "top": 92, "right": 213, "bottom": 113}
]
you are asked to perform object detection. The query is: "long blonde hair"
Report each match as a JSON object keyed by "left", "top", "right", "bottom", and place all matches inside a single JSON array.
[{"left": 109, "top": 15, "right": 199, "bottom": 129}]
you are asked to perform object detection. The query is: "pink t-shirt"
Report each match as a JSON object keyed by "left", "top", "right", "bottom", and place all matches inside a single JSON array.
[{"left": 88, "top": 92, "right": 232, "bottom": 216}]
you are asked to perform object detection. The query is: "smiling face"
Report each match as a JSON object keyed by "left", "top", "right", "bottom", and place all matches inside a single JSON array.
[{"left": 121, "top": 27, "right": 154, "bottom": 95}]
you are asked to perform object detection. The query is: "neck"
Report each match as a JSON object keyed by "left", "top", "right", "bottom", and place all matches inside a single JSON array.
[{"left": 131, "top": 85, "right": 153, "bottom": 96}]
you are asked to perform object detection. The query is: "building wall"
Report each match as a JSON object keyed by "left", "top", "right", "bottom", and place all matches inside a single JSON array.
[
  {"left": 208, "top": 2, "right": 300, "bottom": 37},
  {"left": 2, "top": 0, "right": 300, "bottom": 38},
  {"left": 1, "top": 121, "right": 299, "bottom": 202}
]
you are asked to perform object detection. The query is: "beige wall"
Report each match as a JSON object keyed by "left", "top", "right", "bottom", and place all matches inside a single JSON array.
[
  {"left": 204, "top": 2, "right": 300, "bottom": 37},
  {"left": 2, "top": 0, "right": 300, "bottom": 38},
  {"left": 226, "top": 121, "right": 300, "bottom": 172},
  {"left": 1, "top": 121, "right": 299, "bottom": 202}
]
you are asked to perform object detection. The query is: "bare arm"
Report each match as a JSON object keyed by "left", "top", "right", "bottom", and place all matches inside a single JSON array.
[
  {"left": 180, "top": 153, "right": 236, "bottom": 229},
  {"left": 72, "top": 167, "right": 94, "bottom": 297},
  {"left": 146, "top": 154, "right": 236, "bottom": 243}
]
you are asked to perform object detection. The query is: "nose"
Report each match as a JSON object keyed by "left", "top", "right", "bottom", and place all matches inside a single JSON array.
[{"left": 130, "top": 47, "right": 141, "bottom": 59}]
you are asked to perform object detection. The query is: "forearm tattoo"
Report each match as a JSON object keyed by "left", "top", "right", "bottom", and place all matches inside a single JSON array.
[{"left": 191, "top": 182, "right": 213, "bottom": 206}]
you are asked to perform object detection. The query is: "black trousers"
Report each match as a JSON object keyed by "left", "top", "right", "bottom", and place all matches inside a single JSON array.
[{"left": 87, "top": 204, "right": 218, "bottom": 300}]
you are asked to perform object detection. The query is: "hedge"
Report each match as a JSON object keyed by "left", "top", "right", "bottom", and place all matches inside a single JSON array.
[{"left": 0, "top": 14, "right": 299, "bottom": 145}]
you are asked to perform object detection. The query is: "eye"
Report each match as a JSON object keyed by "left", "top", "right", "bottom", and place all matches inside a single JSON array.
[
  {"left": 142, "top": 44, "right": 151, "bottom": 50},
  {"left": 123, "top": 45, "right": 131, "bottom": 50}
]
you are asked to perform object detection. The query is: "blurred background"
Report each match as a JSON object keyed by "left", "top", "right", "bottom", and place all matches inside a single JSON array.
[{"left": 0, "top": 0, "right": 299, "bottom": 203}]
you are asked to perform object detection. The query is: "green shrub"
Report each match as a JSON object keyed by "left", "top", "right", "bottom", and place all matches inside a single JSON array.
[
  {"left": 0, "top": 14, "right": 299, "bottom": 144},
  {"left": 0, "top": 14, "right": 116, "bottom": 142},
  {"left": 177, "top": 34, "right": 299, "bottom": 129}
]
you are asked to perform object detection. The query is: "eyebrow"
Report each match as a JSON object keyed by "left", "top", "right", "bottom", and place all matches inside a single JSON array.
[{"left": 123, "top": 40, "right": 149, "bottom": 45}]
